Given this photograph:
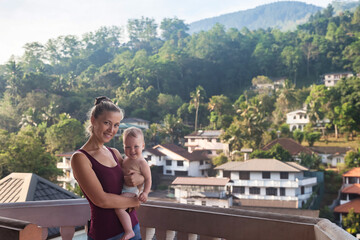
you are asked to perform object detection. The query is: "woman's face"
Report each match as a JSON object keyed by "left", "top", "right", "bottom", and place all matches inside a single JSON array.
[{"left": 91, "top": 111, "right": 122, "bottom": 143}]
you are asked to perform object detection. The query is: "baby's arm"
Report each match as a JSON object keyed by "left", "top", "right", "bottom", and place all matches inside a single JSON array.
[{"left": 138, "top": 160, "right": 152, "bottom": 203}]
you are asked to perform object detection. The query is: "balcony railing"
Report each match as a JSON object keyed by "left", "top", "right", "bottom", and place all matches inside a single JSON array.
[
  {"left": 233, "top": 177, "right": 317, "bottom": 188},
  {"left": 0, "top": 199, "right": 356, "bottom": 240},
  {"left": 56, "top": 162, "right": 71, "bottom": 169}
]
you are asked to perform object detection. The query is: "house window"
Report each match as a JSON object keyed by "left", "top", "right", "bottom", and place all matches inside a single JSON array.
[
  {"left": 200, "top": 160, "right": 204, "bottom": 165},
  {"left": 280, "top": 188, "right": 286, "bottom": 196},
  {"left": 336, "top": 158, "right": 341, "bottom": 164},
  {"left": 216, "top": 138, "right": 220, "bottom": 142},
  {"left": 293, "top": 116, "right": 296, "bottom": 119},
  {"left": 239, "top": 171, "right": 250, "bottom": 180},
  {"left": 166, "top": 170, "right": 172, "bottom": 174},
  {"left": 280, "top": 172, "right": 289, "bottom": 179},
  {"left": 166, "top": 160, "right": 172, "bottom": 166},
  {"left": 223, "top": 171, "right": 231, "bottom": 178},
  {"left": 262, "top": 172, "right": 270, "bottom": 179},
  {"left": 145, "top": 155, "right": 152, "bottom": 161},
  {"left": 233, "top": 186, "right": 245, "bottom": 194},
  {"left": 249, "top": 187, "right": 260, "bottom": 195},
  {"left": 301, "top": 186, "right": 305, "bottom": 195},
  {"left": 201, "top": 201, "right": 206, "bottom": 206},
  {"left": 300, "top": 115, "right": 303, "bottom": 119},
  {"left": 207, "top": 139, "right": 211, "bottom": 142},
  {"left": 304, "top": 115, "right": 307, "bottom": 119},
  {"left": 191, "top": 139, "right": 195, "bottom": 142},
  {"left": 266, "top": 187, "right": 277, "bottom": 196},
  {"left": 187, "top": 200, "right": 195, "bottom": 205},
  {"left": 177, "top": 161, "right": 184, "bottom": 166}
]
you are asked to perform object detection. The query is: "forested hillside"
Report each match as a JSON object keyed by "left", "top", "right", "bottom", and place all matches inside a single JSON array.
[
  {"left": 1, "top": 4, "right": 360, "bottom": 181},
  {"left": 189, "top": 1, "right": 322, "bottom": 33}
]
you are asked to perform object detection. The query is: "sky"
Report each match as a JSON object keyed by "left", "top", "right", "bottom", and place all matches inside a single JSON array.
[{"left": 0, "top": 0, "right": 333, "bottom": 65}]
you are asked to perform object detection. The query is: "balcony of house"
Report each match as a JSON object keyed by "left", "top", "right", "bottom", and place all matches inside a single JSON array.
[
  {"left": 233, "top": 177, "right": 317, "bottom": 189},
  {"left": 233, "top": 193, "right": 298, "bottom": 201},
  {"left": 0, "top": 198, "right": 356, "bottom": 240},
  {"left": 184, "top": 141, "right": 199, "bottom": 147},
  {"left": 56, "top": 175, "right": 72, "bottom": 183},
  {"left": 56, "top": 161, "right": 71, "bottom": 170}
]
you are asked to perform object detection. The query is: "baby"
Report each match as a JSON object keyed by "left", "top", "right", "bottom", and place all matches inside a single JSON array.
[{"left": 115, "top": 127, "right": 152, "bottom": 240}]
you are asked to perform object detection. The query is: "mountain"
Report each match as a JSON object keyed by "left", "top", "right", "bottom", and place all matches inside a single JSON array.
[{"left": 189, "top": 1, "right": 322, "bottom": 33}]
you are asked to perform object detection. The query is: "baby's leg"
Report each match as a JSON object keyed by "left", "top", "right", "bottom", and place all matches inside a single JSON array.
[{"left": 114, "top": 193, "right": 137, "bottom": 240}]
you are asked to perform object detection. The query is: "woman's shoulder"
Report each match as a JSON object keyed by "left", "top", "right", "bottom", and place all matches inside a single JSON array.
[{"left": 108, "top": 147, "right": 123, "bottom": 162}]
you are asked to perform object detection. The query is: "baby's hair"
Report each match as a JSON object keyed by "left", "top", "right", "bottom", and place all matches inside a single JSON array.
[
  {"left": 86, "top": 96, "right": 124, "bottom": 135},
  {"left": 123, "top": 127, "right": 144, "bottom": 143}
]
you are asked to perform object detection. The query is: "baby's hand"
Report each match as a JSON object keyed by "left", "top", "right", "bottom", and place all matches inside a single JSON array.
[{"left": 138, "top": 192, "right": 148, "bottom": 203}]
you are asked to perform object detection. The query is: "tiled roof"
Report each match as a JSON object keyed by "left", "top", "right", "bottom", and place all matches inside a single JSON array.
[
  {"left": 286, "top": 110, "right": 307, "bottom": 115},
  {"left": 285, "top": 162, "right": 309, "bottom": 171},
  {"left": 310, "top": 146, "right": 352, "bottom": 155},
  {"left": 342, "top": 184, "right": 360, "bottom": 195},
  {"left": 262, "top": 138, "right": 313, "bottom": 155},
  {"left": 0, "top": 173, "right": 80, "bottom": 203},
  {"left": 215, "top": 159, "right": 307, "bottom": 172},
  {"left": 172, "top": 177, "right": 229, "bottom": 186},
  {"left": 144, "top": 148, "right": 166, "bottom": 156},
  {"left": 185, "top": 130, "right": 222, "bottom": 138},
  {"left": 0, "top": 173, "right": 81, "bottom": 238},
  {"left": 334, "top": 198, "right": 360, "bottom": 214},
  {"left": 188, "top": 150, "right": 211, "bottom": 161},
  {"left": 121, "top": 118, "right": 149, "bottom": 123},
  {"left": 153, "top": 144, "right": 210, "bottom": 161},
  {"left": 343, "top": 168, "right": 360, "bottom": 177}
]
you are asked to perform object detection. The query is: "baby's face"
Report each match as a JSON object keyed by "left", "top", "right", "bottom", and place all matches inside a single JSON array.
[{"left": 124, "top": 136, "right": 144, "bottom": 160}]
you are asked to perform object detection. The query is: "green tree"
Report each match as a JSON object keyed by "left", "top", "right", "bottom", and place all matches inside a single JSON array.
[
  {"left": 342, "top": 208, "right": 360, "bottom": 236},
  {"left": 344, "top": 150, "right": 360, "bottom": 169},
  {"left": 212, "top": 153, "right": 229, "bottom": 167},
  {"left": 250, "top": 144, "right": 292, "bottom": 162},
  {"left": 208, "top": 95, "right": 234, "bottom": 129},
  {"left": 45, "top": 114, "right": 85, "bottom": 153},
  {"left": 298, "top": 152, "right": 321, "bottom": 169},
  {"left": 0, "top": 126, "right": 61, "bottom": 181},
  {"left": 293, "top": 129, "right": 305, "bottom": 144},
  {"left": 160, "top": 17, "right": 189, "bottom": 42},
  {"left": 304, "top": 131, "right": 321, "bottom": 147}
]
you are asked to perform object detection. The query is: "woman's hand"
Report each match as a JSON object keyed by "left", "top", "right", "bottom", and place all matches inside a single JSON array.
[{"left": 124, "top": 170, "right": 144, "bottom": 187}]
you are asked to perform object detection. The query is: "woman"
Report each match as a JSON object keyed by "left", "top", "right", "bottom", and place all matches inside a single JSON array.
[{"left": 71, "top": 96, "right": 143, "bottom": 240}]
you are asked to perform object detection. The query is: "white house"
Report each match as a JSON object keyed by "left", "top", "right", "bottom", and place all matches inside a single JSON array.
[
  {"left": 310, "top": 146, "right": 352, "bottom": 167},
  {"left": 56, "top": 151, "right": 76, "bottom": 189},
  {"left": 171, "top": 177, "right": 232, "bottom": 208},
  {"left": 144, "top": 144, "right": 212, "bottom": 177},
  {"left": 121, "top": 117, "right": 150, "bottom": 129},
  {"left": 286, "top": 110, "right": 309, "bottom": 131},
  {"left": 215, "top": 159, "right": 317, "bottom": 208},
  {"left": 184, "top": 130, "right": 229, "bottom": 156},
  {"left": 323, "top": 72, "right": 353, "bottom": 87}
]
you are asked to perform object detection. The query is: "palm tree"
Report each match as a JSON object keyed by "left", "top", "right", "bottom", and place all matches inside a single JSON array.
[{"left": 190, "top": 85, "right": 205, "bottom": 132}]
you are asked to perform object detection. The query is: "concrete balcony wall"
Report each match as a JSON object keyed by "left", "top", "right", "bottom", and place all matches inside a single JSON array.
[{"left": 0, "top": 199, "right": 356, "bottom": 240}]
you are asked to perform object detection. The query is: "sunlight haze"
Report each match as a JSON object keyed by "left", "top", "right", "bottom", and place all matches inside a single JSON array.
[{"left": 0, "top": 0, "right": 333, "bottom": 64}]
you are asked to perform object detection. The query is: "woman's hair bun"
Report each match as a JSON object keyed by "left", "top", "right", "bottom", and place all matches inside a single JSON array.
[{"left": 94, "top": 96, "right": 112, "bottom": 105}]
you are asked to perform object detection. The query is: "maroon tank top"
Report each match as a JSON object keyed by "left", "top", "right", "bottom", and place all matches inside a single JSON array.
[{"left": 78, "top": 147, "right": 138, "bottom": 240}]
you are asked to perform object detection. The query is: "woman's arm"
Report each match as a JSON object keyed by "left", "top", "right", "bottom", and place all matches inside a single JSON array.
[{"left": 71, "top": 152, "right": 140, "bottom": 209}]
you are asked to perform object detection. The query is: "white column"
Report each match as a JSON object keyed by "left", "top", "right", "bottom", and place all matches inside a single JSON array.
[{"left": 60, "top": 226, "right": 75, "bottom": 240}]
